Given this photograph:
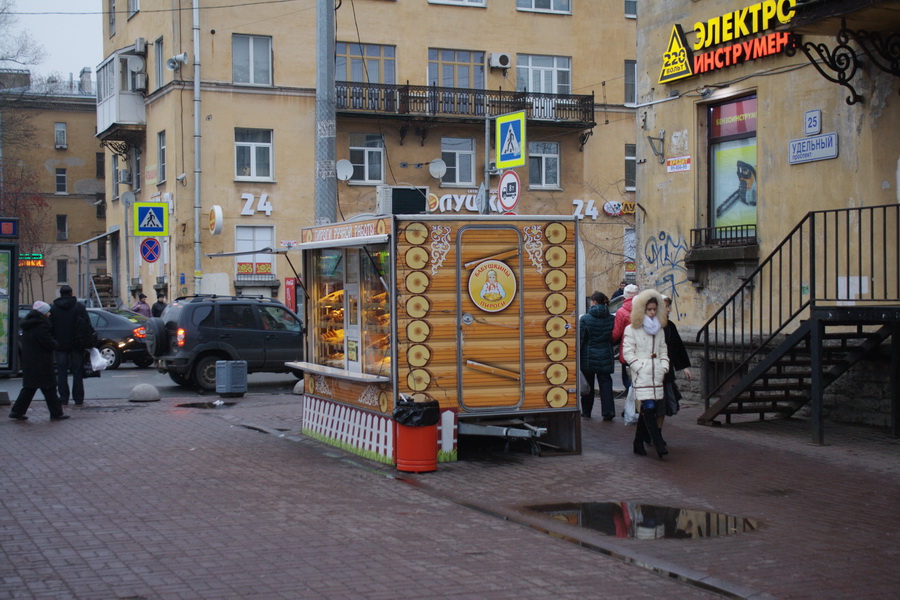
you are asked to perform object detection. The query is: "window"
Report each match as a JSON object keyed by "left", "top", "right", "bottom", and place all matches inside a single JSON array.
[
  {"left": 235, "top": 129, "right": 273, "bottom": 180},
  {"left": 336, "top": 43, "right": 396, "bottom": 84},
  {"left": 625, "top": 60, "right": 637, "bottom": 105},
  {"left": 96, "top": 153, "right": 105, "bottom": 179},
  {"left": 55, "top": 168, "right": 67, "bottom": 194},
  {"left": 516, "top": 0, "right": 571, "bottom": 13},
  {"left": 516, "top": 55, "right": 571, "bottom": 94},
  {"left": 154, "top": 37, "right": 164, "bottom": 89},
  {"left": 57, "top": 215, "right": 68, "bottom": 241},
  {"left": 157, "top": 131, "right": 166, "bottom": 183},
  {"left": 108, "top": 0, "right": 115, "bottom": 36},
  {"left": 349, "top": 133, "right": 384, "bottom": 183},
  {"left": 54, "top": 123, "right": 67, "bottom": 148},
  {"left": 132, "top": 148, "right": 142, "bottom": 191},
  {"left": 96, "top": 232, "right": 107, "bottom": 258},
  {"left": 528, "top": 141, "right": 559, "bottom": 188},
  {"left": 96, "top": 194, "right": 106, "bottom": 219},
  {"left": 709, "top": 96, "right": 758, "bottom": 232},
  {"left": 233, "top": 35, "right": 272, "bottom": 86},
  {"left": 625, "top": 0, "right": 636, "bottom": 18},
  {"left": 57, "top": 258, "right": 68, "bottom": 284},
  {"left": 625, "top": 144, "right": 636, "bottom": 191},
  {"left": 235, "top": 226, "right": 275, "bottom": 275},
  {"left": 441, "top": 138, "right": 475, "bottom": 186},
  {"left": 428, "top": 49, "right": 485, "bottom": 88},
  {"left": 128, "top": 0, "right": 139, "bottom": 16}
]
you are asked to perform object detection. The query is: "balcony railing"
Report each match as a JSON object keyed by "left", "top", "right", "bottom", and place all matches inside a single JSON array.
[
  {"left": 336, "top": 81, "right": 595, "bottom": 126},
  {"left": 690, "top": 225, "right": 758, "bottom": 248}
]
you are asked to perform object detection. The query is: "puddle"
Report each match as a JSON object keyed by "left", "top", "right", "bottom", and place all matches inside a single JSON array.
[
  {"left": 525, "top": 502, "right": 758, "bottom": 540},
  {"left": 176, "top": 401, "right": 236, "bottom": 409}
]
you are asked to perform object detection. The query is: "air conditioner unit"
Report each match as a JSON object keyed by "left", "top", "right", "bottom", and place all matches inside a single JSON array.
[
  {"left": 489, "top": 52, "right": 512, "bottom": 69},
  {"left": 134, "top": 37, "right": 147, "bottom": 55},
  {"left": 376, "top": 186, "right": 428, "bottom": 215},
  {"left": 117, "top": 169, "right": 132, "bottom": 185},
  {"left": 133, "top": 73, "right": 147, "bottom": 91}
]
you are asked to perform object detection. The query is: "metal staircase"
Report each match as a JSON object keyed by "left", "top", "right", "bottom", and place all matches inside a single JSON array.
[
  {"left": 88, "top": 274, "right": 118, "bottom": 308},
  {"left": 696, "top": 204, "right": 900, "bottom": 443}
]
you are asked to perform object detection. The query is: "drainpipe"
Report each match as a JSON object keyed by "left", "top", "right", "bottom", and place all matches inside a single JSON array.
[{"left": 192, "top": 0, "right": 202, "bottom": 293}]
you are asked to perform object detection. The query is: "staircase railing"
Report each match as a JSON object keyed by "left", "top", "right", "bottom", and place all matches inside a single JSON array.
[{"left": 696, "top": 203, "right": 900, "bottom": 402}]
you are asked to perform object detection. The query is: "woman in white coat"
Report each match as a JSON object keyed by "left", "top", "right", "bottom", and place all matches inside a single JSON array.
[{"left": 622, "top": 289, "right": 670, "bottom": 458}]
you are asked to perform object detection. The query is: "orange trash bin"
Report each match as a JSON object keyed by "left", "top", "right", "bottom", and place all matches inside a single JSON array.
[{"left": 393, "top": 398, "right": 440, "bottom": 473}]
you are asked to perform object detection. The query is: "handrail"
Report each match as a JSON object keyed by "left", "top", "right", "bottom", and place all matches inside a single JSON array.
[
  {"left": 696, "top": 203, "right": 900, "bottom": 402},
  {"left": 335, "top": 80, "right": 596, "bottom": 126}
]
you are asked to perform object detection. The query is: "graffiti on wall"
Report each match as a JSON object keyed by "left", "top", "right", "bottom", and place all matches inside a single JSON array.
[{"left": 644, "top": 231, "right": 689, "bottom": 319}]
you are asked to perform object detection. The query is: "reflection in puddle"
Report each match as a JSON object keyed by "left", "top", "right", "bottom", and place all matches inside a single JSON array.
[
  {"left": 176, "top": 401, "right": 236, "bottom": 409},
  {"left": 525, "top": 502, "right": 758, "bottom": 540}
]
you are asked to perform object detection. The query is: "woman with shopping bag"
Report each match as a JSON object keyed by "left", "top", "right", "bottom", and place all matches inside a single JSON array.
[{"left": 622, "top": 290, "right": 669, "bottom": 458}]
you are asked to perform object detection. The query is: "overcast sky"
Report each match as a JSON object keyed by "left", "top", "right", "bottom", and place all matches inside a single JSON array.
[{"left": 13, "top": 0, "right": 103, "bottom": 79}]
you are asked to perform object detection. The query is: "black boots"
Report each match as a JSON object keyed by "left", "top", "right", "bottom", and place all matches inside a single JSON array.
[{"left": 635, "top": 412, "right": 668, "bottom": 458}]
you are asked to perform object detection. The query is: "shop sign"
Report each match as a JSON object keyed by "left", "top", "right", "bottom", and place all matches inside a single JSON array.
[
  {"left": 658, "top": 0, "right": 797, "bottom": 83},
  {"left": 468, "top": 260, "right": 516, "bottom": 313},
  {"left": 302, "top": 217, "right": 390, "bottom": 243},
  {"left": 597, "top": 200, "right": 636, "bottom": 218},
  {"left": 429, "top": 191, "right": 500, "bottom": 213},
  {"left": 788, "top": 133, "right": 838, "bottom": 165},
  {"left": 0, "top": 218, "right": 19, "bottom": 239},
  {"left": 666, "top": 156, "right": 692, "bottom": 173},
  {"left": 18, "top": 253, "right": 44, "bottom": 267}
]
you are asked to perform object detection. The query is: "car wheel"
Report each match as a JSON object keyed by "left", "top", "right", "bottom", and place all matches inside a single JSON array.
[
  {"left": 133, "top": 356, "right": 154, "bottom": 368},
  {"left": 98, "top": 343, "right": 122, "bottom": 370},
  {"left": 193, "top": 355, "right": 220, "bottom": 392},
  {"left": 168, "top": 371, "right": 191, "bottom": 386},
  {"left": 144, "top": 317, "right": 169, "bottom": 357}
]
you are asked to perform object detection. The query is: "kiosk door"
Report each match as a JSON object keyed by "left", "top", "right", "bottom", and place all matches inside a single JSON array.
[
  {"left": 457, "top": 226, "right": 524, "bottom": 411},
  {"left": 344, "top": 249, "right": 361, "bottom": 373}
]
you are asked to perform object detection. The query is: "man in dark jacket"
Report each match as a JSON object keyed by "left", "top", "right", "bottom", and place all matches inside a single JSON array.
[
  {"left": 9, "top": 302, "right": 69, "bottom": 421},
  {"left": 579, "top": 291, "right": 616, "bottom": 420},
  {"left": 49, "top": 285, "right": 94, "bottom": 406}
]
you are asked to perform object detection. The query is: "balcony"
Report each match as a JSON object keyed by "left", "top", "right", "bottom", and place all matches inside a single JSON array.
[
  {"left": 336, "top": 81, "right": 595, "bottom": 128},
  {"left": 95, "top": 47, "right": 147, "bottom": 148}
]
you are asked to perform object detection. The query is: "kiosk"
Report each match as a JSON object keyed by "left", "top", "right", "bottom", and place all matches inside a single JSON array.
[{"left": 287, "top": 215, "right": 580, "bottom": 465}]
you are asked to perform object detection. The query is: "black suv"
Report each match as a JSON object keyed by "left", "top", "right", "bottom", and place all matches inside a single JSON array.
[{"left": 145, "top": 295, "right": 304, "bottom": 390}]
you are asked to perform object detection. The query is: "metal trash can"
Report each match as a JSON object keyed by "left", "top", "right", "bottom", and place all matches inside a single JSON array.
[
  {"left": 392, "top": 397, "right": 440, "bottom": 473},
  {"left": 216, "top": 360, "right": 247, "bottom": 398}
]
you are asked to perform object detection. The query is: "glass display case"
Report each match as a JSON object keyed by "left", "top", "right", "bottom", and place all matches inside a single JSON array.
[{"left": 310, "top": 245, "right": 391, "bottom": 374}]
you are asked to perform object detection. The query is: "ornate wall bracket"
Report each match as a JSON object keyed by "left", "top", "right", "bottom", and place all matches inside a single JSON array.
[
  {"left": 786, "top": 23, "right": 900, "bottom": 105},
  {"left": 100, "top": 139, "right": 131, "bottom": 161}
]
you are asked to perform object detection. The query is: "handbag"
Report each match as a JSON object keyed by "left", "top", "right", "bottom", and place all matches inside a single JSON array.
[{"left": 577, "top": 369, "right": 589, "bottom": 396}]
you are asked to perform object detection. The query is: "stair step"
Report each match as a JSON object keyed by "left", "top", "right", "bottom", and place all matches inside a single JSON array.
[{"left": 749, "top": 381, "right": 809, "bottom": 392}]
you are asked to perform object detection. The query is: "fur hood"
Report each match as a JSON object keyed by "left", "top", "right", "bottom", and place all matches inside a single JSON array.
[{"left": 629, "top": 289, "right": 667, "bottom": 330}]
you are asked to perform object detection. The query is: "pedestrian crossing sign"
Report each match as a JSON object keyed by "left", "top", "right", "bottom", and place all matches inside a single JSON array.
[
  {"left": 134, "top": 202, "right": 169, "bottom": 236},
  {"left": 496, "top": 111, "right": 526, "bottom": 169}
]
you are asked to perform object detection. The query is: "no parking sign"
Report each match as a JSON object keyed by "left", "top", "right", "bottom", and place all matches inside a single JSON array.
[{"left": 140, "top": 238, "right": 160, "bottom": 263}]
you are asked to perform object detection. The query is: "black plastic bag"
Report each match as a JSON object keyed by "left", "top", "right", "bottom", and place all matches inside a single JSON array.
[{"left": 392, "top": 397, "right": 440, "bottom": 427}]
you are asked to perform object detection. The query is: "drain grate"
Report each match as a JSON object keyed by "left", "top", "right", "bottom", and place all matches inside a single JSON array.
[
  {"left": 525, "top": 502, "right": 759, "bottom": 540},
  {"left": 176, "top": 401, "right": 236, "bottom": 409}
]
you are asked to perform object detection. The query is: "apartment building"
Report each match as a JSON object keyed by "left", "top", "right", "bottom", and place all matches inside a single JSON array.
[
  {"left": 97, "top": 0, "right": 636, "bottom": 307},
  {"left": 0, "top": 69, "right": 106, "bottom": 305}
]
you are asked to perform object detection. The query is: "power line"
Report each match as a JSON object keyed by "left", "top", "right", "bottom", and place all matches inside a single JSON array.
[{"left": 12, "top": 0, "right": 305, "bottom": 17}]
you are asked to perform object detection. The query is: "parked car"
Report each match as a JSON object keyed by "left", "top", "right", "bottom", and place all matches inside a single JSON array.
[
  {"left": 144, "top": 295, "right": 305, "bottom": 391},
  {"left": 87, "top": 308, "right": 153, "bottom": 369},
  {"left": 15, "top": 305, "right": 151, "bottom": 372}
]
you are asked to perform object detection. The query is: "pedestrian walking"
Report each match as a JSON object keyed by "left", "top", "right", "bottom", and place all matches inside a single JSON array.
[
  {"left": 50, "top": 285, "right": 95, "bottom": 406},
  {"left": 151, "top": 292, "right": 167, "bottom": 317},
  {"left": 131, "top": 293, "right": 152, "bottom": 317},
  {"left": 579, "top": 291, "right": 616, "bottom": 420},
  {"left": 622, "top": 290, "right": 669, "bottom": 458},
  {"left": 610, "top": 280, "right": 627, "bottom": 300},
  {"left": 611, "top": 283, "right": 640, "bottom": 391},
  {"left": 9, "top": 302, "right": 69, "bottom": 421}
]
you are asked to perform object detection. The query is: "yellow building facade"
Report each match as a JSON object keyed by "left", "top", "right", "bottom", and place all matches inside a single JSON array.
[{"left": 98, "top": 0, "right": 636, "bottom": 307}]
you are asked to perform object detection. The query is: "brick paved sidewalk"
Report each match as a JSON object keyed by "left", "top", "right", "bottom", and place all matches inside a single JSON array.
[{"left": 1, "top": 392, "right": 897, "bottom": 599}]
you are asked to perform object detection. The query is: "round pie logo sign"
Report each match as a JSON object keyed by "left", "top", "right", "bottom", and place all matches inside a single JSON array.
[{"left": 468, "top": 260, "right": 516, "bottom": 312}]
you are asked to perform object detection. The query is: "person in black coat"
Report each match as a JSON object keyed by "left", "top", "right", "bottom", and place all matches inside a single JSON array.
[
  {"left": 50, "top": 284, "right": 94, "bottom": 406},
  {"left": 579, "top": 291, "right": 616, "bottom": 420},
  {"left": 9, "top": 302, "right": 69, "bottom": 421}
]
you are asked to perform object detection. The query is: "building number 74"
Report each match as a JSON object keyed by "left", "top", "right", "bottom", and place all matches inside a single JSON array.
[{"left": 241, "top": 193, "right": 273, "bottom": 216}]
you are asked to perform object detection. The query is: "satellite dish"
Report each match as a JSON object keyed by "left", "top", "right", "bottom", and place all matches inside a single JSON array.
[
  {"left": 121, "top": 191, "right": 136, "bottom": 208},
  {"left": 335, "top": 159, "right": 353, "bottom": 181},
  {"left": 127, "top": 56, "right": 145, "bottom": 72},
  {"left": 428, "top": 159, "right": 447, "bottom": 179}
]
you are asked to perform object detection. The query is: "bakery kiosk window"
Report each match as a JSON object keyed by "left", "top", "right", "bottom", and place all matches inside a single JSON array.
[{"left": 310, "top": 245, "right": 391, "bottom": 375}]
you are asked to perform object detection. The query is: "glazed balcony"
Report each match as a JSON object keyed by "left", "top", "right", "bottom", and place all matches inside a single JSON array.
[{"left": 336, "top": 81, "right": 595, "bottom": 128}]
